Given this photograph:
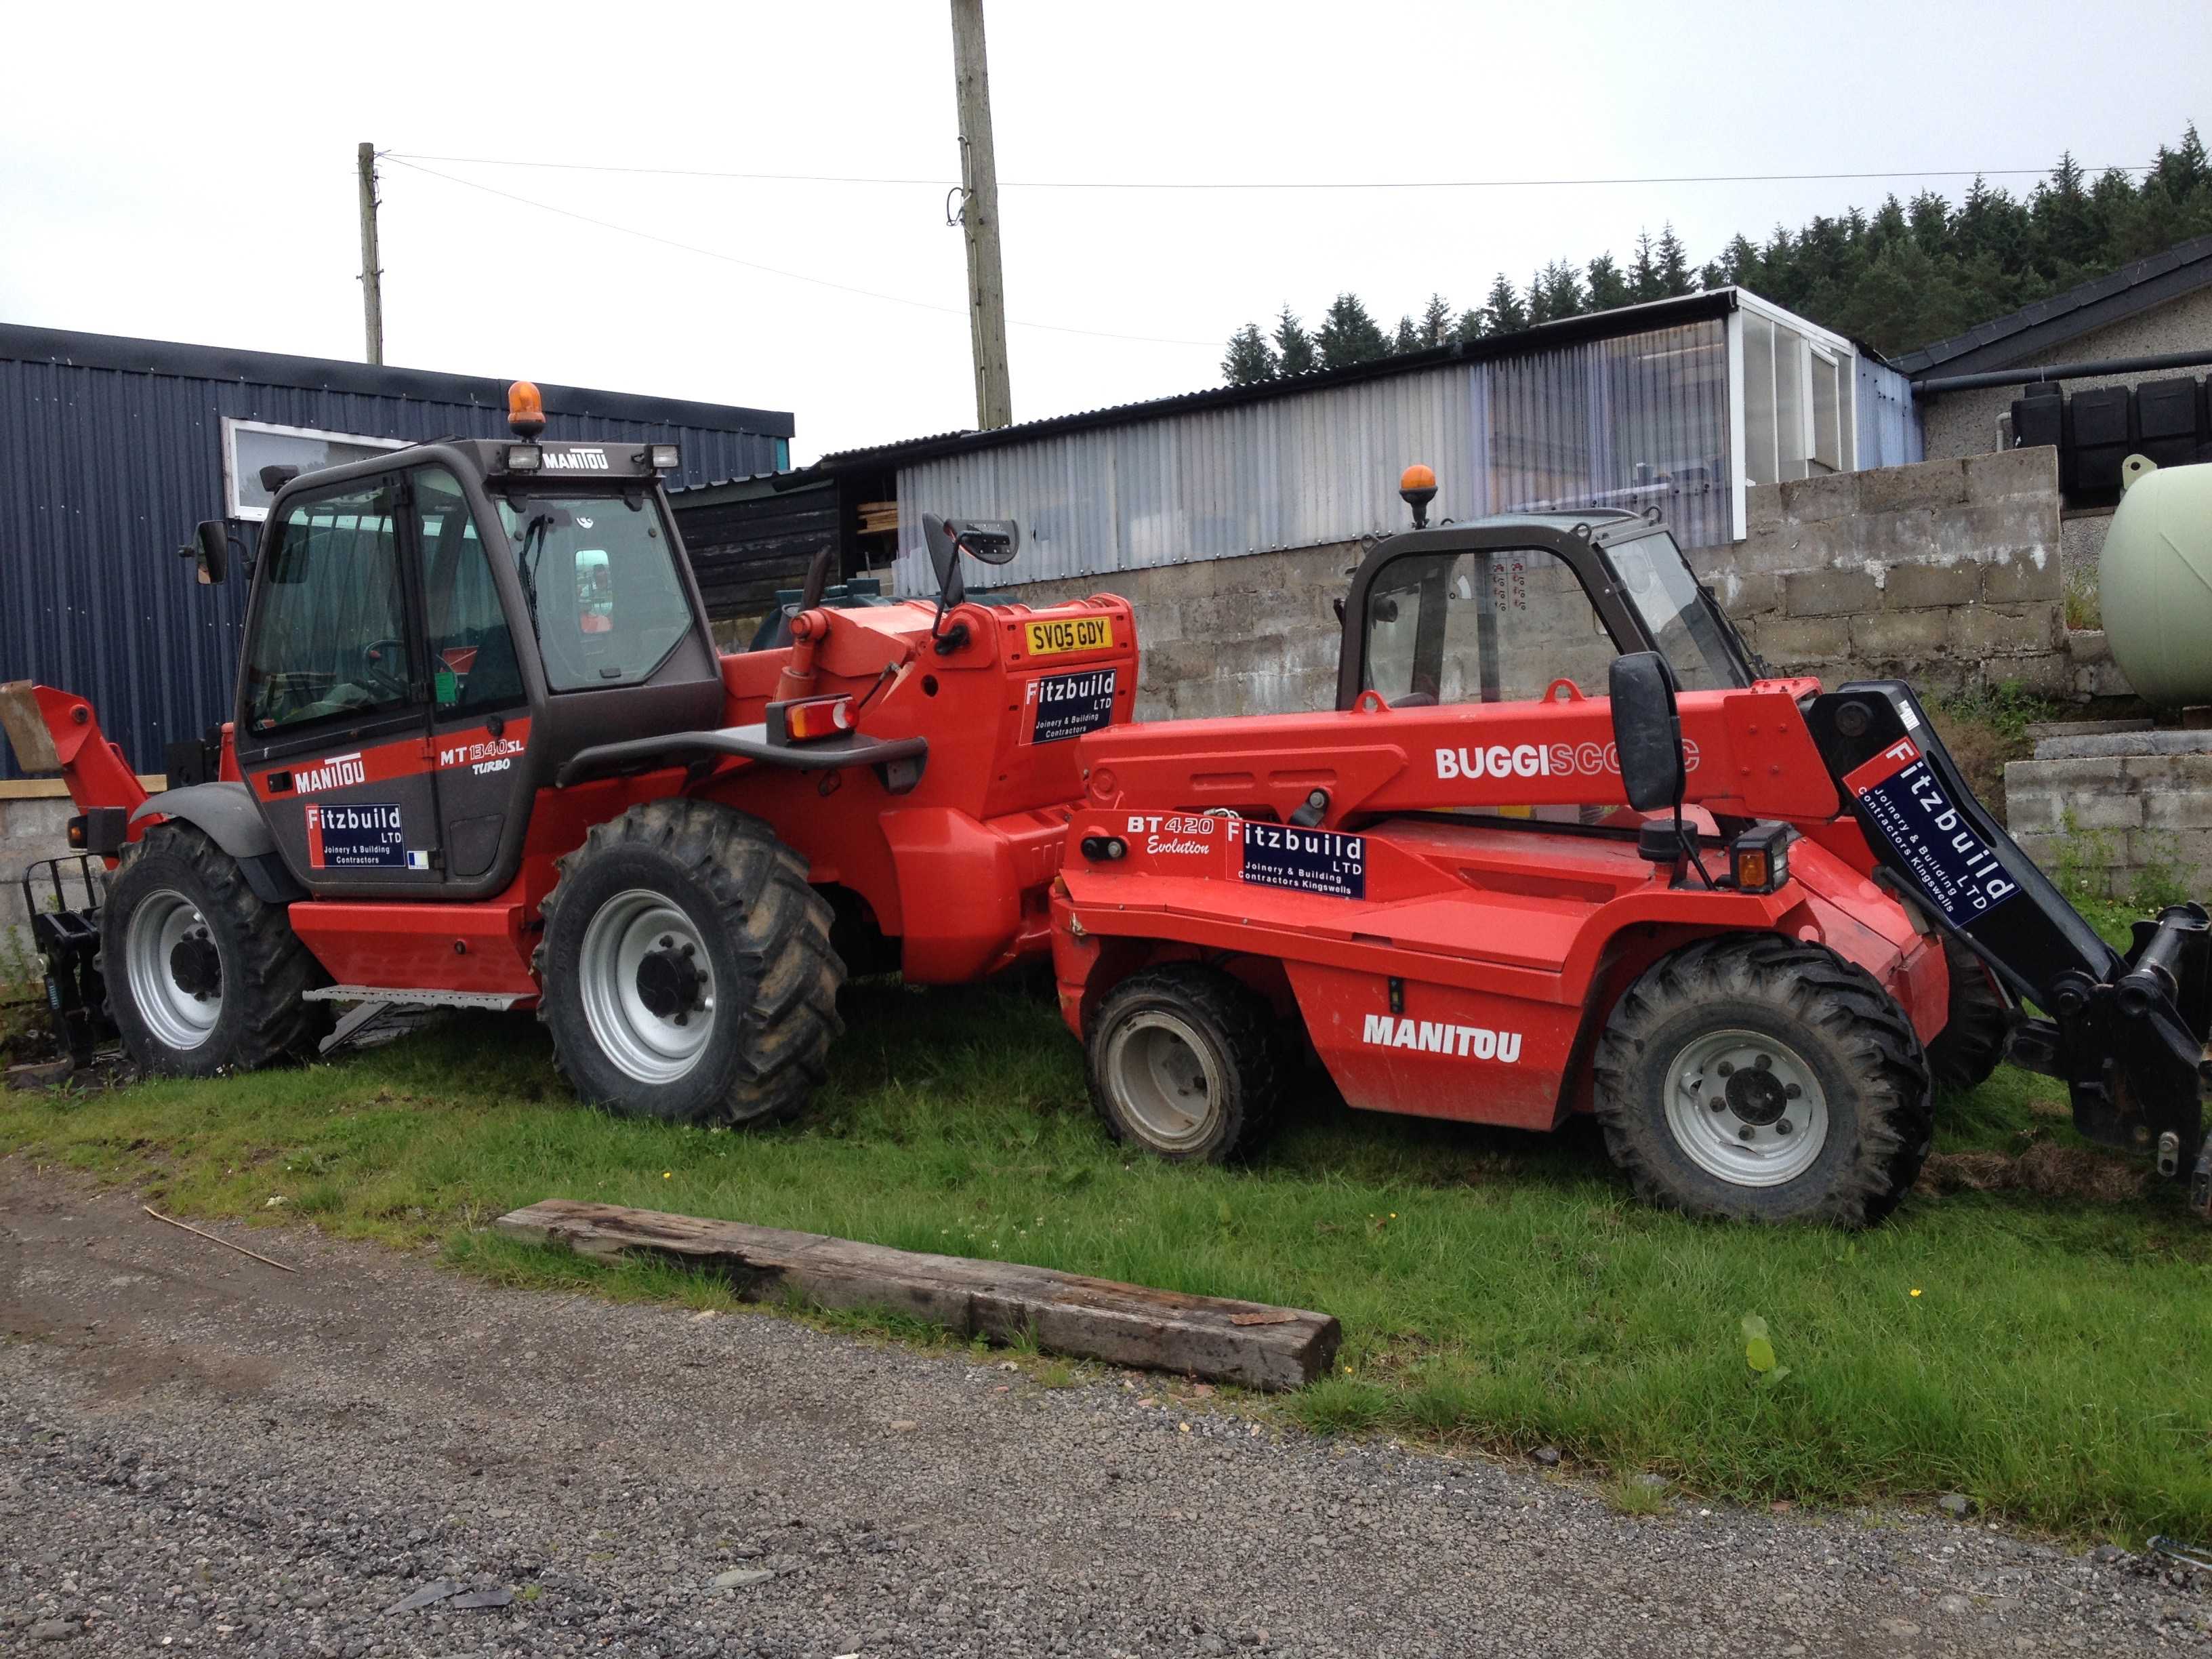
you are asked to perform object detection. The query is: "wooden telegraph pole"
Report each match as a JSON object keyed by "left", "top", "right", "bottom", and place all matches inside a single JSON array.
[
  {"left": 949, "top": 0, "right": 1012, "bottom": 429},
  {"left": 356, "top": 142, "right": 385, "bottom": 366}
]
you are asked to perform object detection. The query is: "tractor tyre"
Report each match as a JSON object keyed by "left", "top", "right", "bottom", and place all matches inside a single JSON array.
[
  {"left": 101, "top": 821, "right": 329, "bottom": 1077},
  {"left": 1923, "top": 933, "right": 2017, "bottom": 1097},
  {"left": 536, "top": 800, "right": 843, "bottom": 1126},
  {"left": 1591, "top": 935, "right": 1933, "bottom": 1227},
  {"left": 1086, "top": 964, "right": 1281, "bottom": 1164}
]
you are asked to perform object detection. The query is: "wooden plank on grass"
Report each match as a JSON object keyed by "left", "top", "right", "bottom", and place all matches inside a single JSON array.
[{"left": 494, "top": 1199, "right": 1340, "bottom": 1391}]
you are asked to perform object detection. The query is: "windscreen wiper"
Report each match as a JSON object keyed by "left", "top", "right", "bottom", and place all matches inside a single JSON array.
[{"left": 516, "top": 514, "right": 552, "bottom": 635}]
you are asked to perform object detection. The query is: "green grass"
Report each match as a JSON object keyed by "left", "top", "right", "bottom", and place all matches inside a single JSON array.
[{"left": 3, "top": 956, "right": 2209, "bottom": 1546}]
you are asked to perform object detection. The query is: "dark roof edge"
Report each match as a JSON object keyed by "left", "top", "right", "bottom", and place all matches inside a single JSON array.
[
  {"left": 0, "top": 321, "right": 795, "bottom": 438},
  {"left": 817, "top": 288, "right": 1739, "bottom": 472},
  {"left": 1893, "top": 233, "right": 2212, "bottom": 376}
]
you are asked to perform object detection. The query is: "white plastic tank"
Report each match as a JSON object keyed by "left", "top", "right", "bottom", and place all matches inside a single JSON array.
[{"left": 2100, "top": 455, "right": 2212, "bottom": 712}]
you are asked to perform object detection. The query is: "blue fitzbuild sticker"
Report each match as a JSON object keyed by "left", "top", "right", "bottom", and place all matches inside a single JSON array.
[
  {"left": 1238, "top": 822, "right": 1366, "bottom": 899},
  {"left": 1845, "top": 738, "right": 2021, "bottom": 925},
  {"left": 1027, "top": 668, "right": 1118, "bottom": 744},
  {"left": 306, "top": 802, "right": 406, "bottom": 870}
]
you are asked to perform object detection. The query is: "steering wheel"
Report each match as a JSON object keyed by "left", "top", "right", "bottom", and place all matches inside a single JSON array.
[{"left": 360, "top": 638, "right": 411, "bottom": 699}]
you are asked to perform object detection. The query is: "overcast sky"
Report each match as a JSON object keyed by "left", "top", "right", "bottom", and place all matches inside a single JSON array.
[{"left": 3, "top": 1, "right": 2205, "bottom": 463}]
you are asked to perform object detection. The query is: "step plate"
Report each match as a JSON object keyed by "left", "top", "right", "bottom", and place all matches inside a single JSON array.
[{"left": 304, "top": 986, "right": 525, "bottom": 1010}]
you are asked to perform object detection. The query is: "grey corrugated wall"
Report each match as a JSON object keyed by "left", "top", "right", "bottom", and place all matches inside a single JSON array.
[
  {"left": 0, "top": 350, "right": 784, "bottom": 780},
  {"left": 891, "top": 316, "right": 1736, "bottom": 592}
]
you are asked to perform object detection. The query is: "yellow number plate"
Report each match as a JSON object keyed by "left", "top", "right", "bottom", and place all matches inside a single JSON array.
[{"left": 1024, "top": 616, "right": 1112, "bottom": 657}]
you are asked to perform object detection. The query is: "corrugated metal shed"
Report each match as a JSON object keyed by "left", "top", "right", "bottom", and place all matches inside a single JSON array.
[
  {"left": 1856, "top": 356, "right": 1924, "bottom": 470},
  {"left": 0, "top": 324, "right": 792, "bottom": 779},
  {"left": 893, "top": 311, "right": 1735, "bottom": 590}
]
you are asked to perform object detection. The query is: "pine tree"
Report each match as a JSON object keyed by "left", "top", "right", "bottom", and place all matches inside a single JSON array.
[
  {"left": 1528, "top": 260, "right": 1585, "bottom": 324},
  {"left": 1315, "top": 293, "right": 1390, "bottom": 369},
  {"left": 1215, "top": 125, "right": 2212, "bottom": 379},
  {"left": 1419, "top": 292, "right": 1454, "bottom": 347},
  {"left": 1480, "top": 273, "right": 1528, "bottom": 335},
  {"left": 1584, "top": 253, "right": 1631, "bottom": 311},
  {"left": 1654, "top": 224, "right": 1695, "bottom": 295},
  {"left": 1391, "top": 314, "right": 1420, "bottom": 354},
  {"left": 1629, "top": 231, "right": 1661, "bottom": 303},
  {"left": 1221, "top": 322, "right": 1277, "bottom": 386},
  {"left": 1273, "top": 304, "right": 1317, "bottom": 376}
]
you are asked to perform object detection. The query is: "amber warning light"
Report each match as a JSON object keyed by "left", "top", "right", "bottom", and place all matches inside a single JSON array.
[
  {"left": 508, "top": 379, "right": 546, "bottom": 439},
  {"left": 1399, "top": 463, "right": 1438, "bottom": 529}
]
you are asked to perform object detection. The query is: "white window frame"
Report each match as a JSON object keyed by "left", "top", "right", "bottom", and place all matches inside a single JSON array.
[
  {"left": 222, "top": 417, "right": 409, "bottom": 523},
  {"left": 1724, "top": 290, "right": 1860, "bottom": 537}
]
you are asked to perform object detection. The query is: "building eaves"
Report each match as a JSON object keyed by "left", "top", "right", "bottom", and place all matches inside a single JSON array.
[
  {"left": 0, "top": 321, "right": 795, "bottom": 438},
  {"left": 814, "top": 288, "right": 1740, "bottom": 472},
  {"left": 1892, "top": 233, "right": 2212, "bottom": 377}
]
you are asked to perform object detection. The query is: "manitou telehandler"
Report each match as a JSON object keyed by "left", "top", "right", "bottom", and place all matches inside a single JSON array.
[
  {"left": 2, "top": 382, "right": 1136, "bottom": 1125},
  {"left": 1052, "top": 468, "right": 2212, "bottom": 1226}
]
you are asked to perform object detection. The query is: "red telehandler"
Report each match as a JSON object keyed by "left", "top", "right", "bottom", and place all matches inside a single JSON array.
[
  {"left": 3, "top": 384, "right": 1136, "bottom": 1125},
  {"left": 1052, "top": 468, "right": 2212, "bottom": 1226}
]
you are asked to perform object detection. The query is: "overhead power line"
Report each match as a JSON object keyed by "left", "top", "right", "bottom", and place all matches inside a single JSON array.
[
  {"left": 378, "top": 157, "right": 1216, "bottom": 348},
  {"left": 388, "top": 150, "right": 2158, "bottom": 192}
]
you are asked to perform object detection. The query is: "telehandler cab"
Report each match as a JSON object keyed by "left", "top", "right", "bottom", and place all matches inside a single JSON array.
[
  {"left": 1052, "top": 468, "right": 2212, "bottom": 1226},
  {"left": 3, "top": 383, "right": 1138, "bottom": 1125}
]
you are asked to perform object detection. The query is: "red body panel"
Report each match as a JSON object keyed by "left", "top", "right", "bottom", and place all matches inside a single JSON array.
[{"left": 1052, "top": 682, "right": 1948, "bottom": 1134}]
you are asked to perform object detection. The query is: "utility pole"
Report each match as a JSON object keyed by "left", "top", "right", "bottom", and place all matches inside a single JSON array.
[
  {"left": 949, "top": 0, "right": 1011, "bottom": 429},
  {"left": 356, "top": 142, "right": 384, "bottom": 366}
]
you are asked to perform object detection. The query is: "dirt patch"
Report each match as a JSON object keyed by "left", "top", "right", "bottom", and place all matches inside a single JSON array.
[{"left": 1919, "top": 1142, "right": 2148, "bottom": 1204}]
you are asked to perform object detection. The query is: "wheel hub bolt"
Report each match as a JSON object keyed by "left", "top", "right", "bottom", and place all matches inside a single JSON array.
[
  {"left": 1776, "top": 1118, "right": 1793, "bottom": 1136},
  {"left": 1738, "top": 1126, "right": 1755, "bottom": 1141},
  {"left": 1753, "top": 1053, "right": 1772, "bottom": 1071},
  {"left": 1716, "top": 1060, "right": 1734, "bottom": 1076},
  {"left": 1784, "top": 1083, "right": 1801, "bottom": 1100}
]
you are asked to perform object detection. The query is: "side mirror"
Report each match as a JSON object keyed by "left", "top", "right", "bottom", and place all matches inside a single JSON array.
[
  {"left": 181, "top": 519, "right": 229, "bottom": 586},
  {"left": 1608, "top": 651, "right": 1684, "bottom": 812},
  {"left": 921, "top": 515, "right": 967, "bottom": 611},
  {"left": 949, "top": 518, "right": 1020, "bottom": 565}
]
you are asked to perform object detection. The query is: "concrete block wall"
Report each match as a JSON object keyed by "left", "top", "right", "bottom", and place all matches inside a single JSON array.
[
  {"left": 2005, "top": 732, "right": 2212, "bottom": 899},
  {"left": 1004, "top": 541, "right": 1359, "bottom": 720},
  {"left": 1690, "top": 447, "right": 2068, "bottom": 699},
  {"left": 1, "top": 793, "right": 77, "bottom": 947},
  {"left": 998, "top": 449, "right": 2100, "bottom": 725}
]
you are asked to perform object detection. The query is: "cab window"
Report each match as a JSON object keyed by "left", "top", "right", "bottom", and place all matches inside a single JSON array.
[
  {"left": 243, "top": 481, "right": 412, "bottom": 734},
  {"left": 497, "top": 492, "right": 692, "bottom": 692},
  {"left": 415, "top": 468, "right": 525, "bottom": 715},
  {"left": 1364, "top": 547, "right": 1620, "bottom": 706}
]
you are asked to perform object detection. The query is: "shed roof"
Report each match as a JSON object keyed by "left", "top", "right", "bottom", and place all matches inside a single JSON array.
[
  {"left": 1891, "top": 233, "right": 2212, "bottom": 378},
  {"left": 0, "top": 321, "right": 794, "bottom": 439},
  {"left": 815, "top": 288, "right": 1740, "bottom": 472}
]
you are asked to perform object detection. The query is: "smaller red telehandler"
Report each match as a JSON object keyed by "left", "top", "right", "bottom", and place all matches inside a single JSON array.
[{"left": 1051, "top": 468, "right": 2212, "bottom": 1226}]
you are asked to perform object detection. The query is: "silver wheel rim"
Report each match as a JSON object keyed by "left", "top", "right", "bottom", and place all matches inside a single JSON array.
[
  {"left": 125, "top": 888, "right": 222, "bottom": 1052},
  {"left": 1104, "top": 1011, "right": 1222, "bottom": 1150},
  {"left": 1662, "top": 1026, "right": 1830, "bottom": 1187},
  {"left": 577, "top": 888, "right": 718, "bottom": 1085}
]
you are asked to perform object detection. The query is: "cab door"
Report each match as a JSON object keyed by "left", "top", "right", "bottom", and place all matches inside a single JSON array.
[
  {"left": 236, "top": 473, "right": 444, "bottom": 895},
  {"left": 411, "top": 466, "right": 535, "bottom": 888}
]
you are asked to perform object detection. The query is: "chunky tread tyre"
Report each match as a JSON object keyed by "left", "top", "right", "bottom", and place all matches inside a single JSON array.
[
  {"left": 101, "top": 822, "right": 329, "bottom": 1076},
  {"left": 1086, "top": 965, "right": 1282, "bottom": 1164},
  {"left": 535, "top": 800, "right": 842, "bottom": 1126},
  {"left": 1591, "top": 934, "right": 1933, "bottom": 1227},
  {"left": 1923, "top": 933, "right": 2017, "bottom": 1097}
]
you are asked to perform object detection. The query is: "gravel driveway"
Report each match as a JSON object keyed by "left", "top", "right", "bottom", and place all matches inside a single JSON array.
[{"left": 1, "top": 1160, "right": 2205, "bottom": 1657}]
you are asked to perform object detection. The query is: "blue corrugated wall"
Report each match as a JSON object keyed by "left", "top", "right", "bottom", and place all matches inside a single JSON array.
[{"left": 0, "top": 352, "right": 783, "bottom": 780}]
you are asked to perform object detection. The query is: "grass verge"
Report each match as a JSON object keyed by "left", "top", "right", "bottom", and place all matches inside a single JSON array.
[{"left": 3, "top": 947, "right": 2208, "bottom": 1545}]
